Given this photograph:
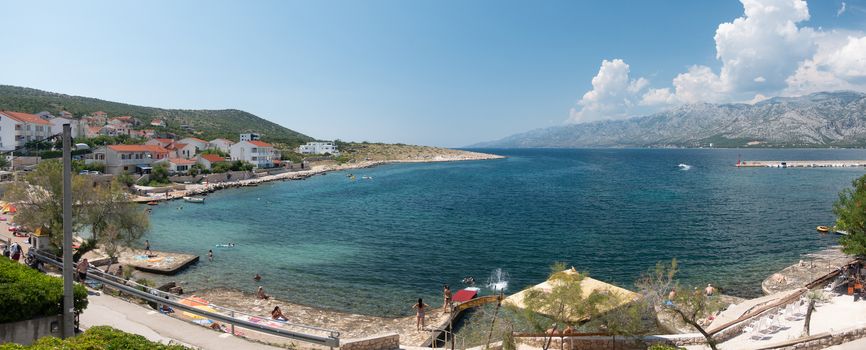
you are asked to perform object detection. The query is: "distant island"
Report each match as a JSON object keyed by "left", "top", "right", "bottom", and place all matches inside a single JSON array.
[{"left": 473, "top": 91, "right": 866, "bottom": 149}]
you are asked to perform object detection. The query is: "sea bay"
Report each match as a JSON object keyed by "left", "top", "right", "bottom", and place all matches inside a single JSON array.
[{"left": 147, "top": 148, "right": 865, "bottom": 317}]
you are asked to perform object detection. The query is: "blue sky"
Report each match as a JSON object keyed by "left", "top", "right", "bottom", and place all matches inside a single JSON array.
[{"left": 1, "top": 0, "right": 864, "bottom": 146}]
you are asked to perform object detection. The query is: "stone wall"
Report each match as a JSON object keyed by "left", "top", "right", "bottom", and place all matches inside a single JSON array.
[
  {"left": 340, "top": 333, "right": 400, "bottom": 350},
  {"left": 754, "top": 325, "right": 866, "bottom": 350},
  {"left": 0, "top": 315, "right": 62, "bottom": 345}
]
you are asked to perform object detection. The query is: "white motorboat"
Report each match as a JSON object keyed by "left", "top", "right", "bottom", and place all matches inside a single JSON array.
[{"left": 183, "top": 196, "right": 205, "bottom": 203}]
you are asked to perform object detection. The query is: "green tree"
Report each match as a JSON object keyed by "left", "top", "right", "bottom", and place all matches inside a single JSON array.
[
  {"left": 3, "top": 160, "right": 92, "bottom": 246},
  {"left": 3, "top": 160, "right": 150, "bottom": 251},
  {"left": 834, "top": 175, "right": 866, "bottom": 256},
  {"left": 636, "top": 260, "right": 721, "bottom": 350},
  {"left": 86, "top": 180, "right": 149, "bottom": 270},
  {"left": 148, "top": 163, "right": 170, "bottom": 186}
]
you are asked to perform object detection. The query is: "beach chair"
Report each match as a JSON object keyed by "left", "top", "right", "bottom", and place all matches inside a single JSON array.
[
  {"left": 783, "top": 302, "right": 800, "bottom": 321},
  {"left": 747, "top": 318, "right": 769, "bottom": 340},
  {"left": 764, "top": 314, "right": 784, "bottom": 333}
]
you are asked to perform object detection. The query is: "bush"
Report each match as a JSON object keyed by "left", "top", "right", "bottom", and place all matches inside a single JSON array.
[
  {"left": 648, "top": 345, "right": 685, "bottom": 350},
  {"left": 0, "top": 326, "right": 189, "bottom": 349},
  {"left": 0, "top": 257, "right": 88, "bottom": 323}
]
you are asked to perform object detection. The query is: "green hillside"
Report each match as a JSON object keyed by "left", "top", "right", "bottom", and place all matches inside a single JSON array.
[{"left": 0, "top": 85, "right": 313, "bottom": 146}]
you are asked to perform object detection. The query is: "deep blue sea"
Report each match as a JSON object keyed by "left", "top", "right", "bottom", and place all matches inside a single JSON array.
[{"left": 146, "top": 148, "right": 866, "bottom": 317}]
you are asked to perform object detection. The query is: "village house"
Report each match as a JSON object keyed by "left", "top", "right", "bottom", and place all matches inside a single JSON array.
[
  {"left": 208, "top": 138, "right": 234, "bottom": 153},
  {"left": 48, "top": 117, "right": 85, "bottom": 138},
  {"left": 0, "top": 111, "right": 53, "bottom": 151},
  {"left": 150, "top": 118, "right": 166, "bottom": 127},
  {"left": 155, "top": 157, "right": 196, "bottom": 174},
  {"left": 132, "top": 129, "right": 156, "bottom": 139},
  {"left": 98, "top": 123, "right": 133, "bottom": 137},
  {"left": 240, "top": 133, "right": 260, "bottom": 142},
  {"left": 166, "top": 142, "right": 197, "bottom": 159},
  {"left": 85, "top": 126, "right": 102, "bottom": 138},
  {"left": 145, "top": 138, "right": 175, "bottom": 148},
  {"left": 178, "top": 137, "right": 209, "bottom": 154},
  {"left": 88, "top": 144, "right": 169, "bottom": 175},
  {"left": 87, "top": 111, "right": 108, "bottom": 125},
  {"left": 229, "top": 140, "right": 278, "bottom": 168},
  {"left": 196, "top": 153, "right": 228, "bottom": 170},
  {"left": 297, "top": 141, "right": 340, "bottom": 155},
  {"left": 110, "top": 115, "right": 140, "bottom": 126}
]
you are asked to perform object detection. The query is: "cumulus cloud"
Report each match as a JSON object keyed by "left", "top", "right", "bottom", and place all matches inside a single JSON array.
[
  {"left": 567, "top": 0, "right": 866, "bottom": 124},
  {"left": 838, "top": 1, "right": 846, "bottom": 16},
  {"left": 567, "top": 59, "right": 650, "bottom": 123}
]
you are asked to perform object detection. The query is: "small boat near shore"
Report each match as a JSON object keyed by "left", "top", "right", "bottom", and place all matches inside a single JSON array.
[
  {"left": 817, "top": 225, "right": 830, "bottom": 233},
  {"left": 183, "top": 196, "right": 205, "bottom": 203},
  {"left": 147, "top": 201, "right": 159, "bottom": 206}
]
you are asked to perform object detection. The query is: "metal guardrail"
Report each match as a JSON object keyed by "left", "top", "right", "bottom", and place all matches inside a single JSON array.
[{"left": 31, "top": 249, "right": 341, "bottom": 347}]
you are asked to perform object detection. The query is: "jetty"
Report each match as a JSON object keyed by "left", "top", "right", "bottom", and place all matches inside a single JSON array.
[{"left": 736, "top": 160, "right": 866, "bottom": 168}]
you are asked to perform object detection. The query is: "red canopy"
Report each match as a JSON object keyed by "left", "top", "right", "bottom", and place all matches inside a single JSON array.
[{"left": 452, "top": 289, "right": 477, "bottom": 303}]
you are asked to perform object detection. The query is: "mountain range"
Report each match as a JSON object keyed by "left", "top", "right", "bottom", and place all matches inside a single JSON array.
[
  {"left": 0, "top": 85, "right": 312, "bottom": 146},
  {"left": 473, "top": 91, "right": 866, "bottom": 148}
]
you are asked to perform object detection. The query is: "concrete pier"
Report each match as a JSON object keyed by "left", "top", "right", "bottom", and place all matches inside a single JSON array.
[
  {"left": 117, "top": 249, "right": 199, "bottom": 275},
  {"left": 736, "top": 160, "right": 866, "bottom": 168}
]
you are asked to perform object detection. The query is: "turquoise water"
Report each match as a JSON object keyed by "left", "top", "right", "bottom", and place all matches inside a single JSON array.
[{"left": 146, "top": 148, "right": 866, "bottom": 317}]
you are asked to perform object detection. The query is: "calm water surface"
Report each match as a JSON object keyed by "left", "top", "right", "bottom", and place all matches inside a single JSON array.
[{"left": 146, "top": 148, "right": 866, "bottom": 317}]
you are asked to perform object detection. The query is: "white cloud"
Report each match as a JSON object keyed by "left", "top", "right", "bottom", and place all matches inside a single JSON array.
[
  {"left": 567, "top": 0, "right": 866, "bottom": 124},
  {"left": 567, "top": 59, "right": 650, "bottom": 123},
  {"left": 838, "top": 1, "right": 847, "bottom": 16}
]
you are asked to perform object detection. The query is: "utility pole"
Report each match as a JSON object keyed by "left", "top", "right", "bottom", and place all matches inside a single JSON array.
[{"left": 61, "top": 124, "right": 75, "bottom": 338}]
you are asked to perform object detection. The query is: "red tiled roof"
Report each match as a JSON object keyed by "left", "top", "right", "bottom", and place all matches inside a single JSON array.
[
  {"left": 92, "top": 111, "right": 107, "bottom": 116},
  {"left": 166, "top": 142, "right": 187, "bottom": 150},
  {"left": 248, "top": 140, "right": 272, "bottom": 147},
  {"left": 168, "top": 158, "right": 196, "bottom": 165},
  {"left": 182, "top": 137, "right": 207, "bottom": 143},
  {"left": 107, "top": 145, "right": 169, "bottom": 153},
  {"left": 199, "top": 154, "right": 226, "bottom": 163},
  {"left": 0, "top": 111, "right": 52, "bottom": 125},
  {"left": 113, "top": 116, "right": 134, "bottom": 121}
]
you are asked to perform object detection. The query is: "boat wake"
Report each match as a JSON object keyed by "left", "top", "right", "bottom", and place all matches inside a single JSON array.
[{"left": 678, "top": 163, "right": 692, "bottom": 171}]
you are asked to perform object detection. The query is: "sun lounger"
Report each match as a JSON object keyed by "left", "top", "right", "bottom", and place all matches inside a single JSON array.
[{"left": 746, "top": 318, "right": 769, "bottom": 340}]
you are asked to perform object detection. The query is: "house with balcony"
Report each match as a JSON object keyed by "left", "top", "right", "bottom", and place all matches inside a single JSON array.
[
  {"left": 229, "top": 140, "right": 278, "bottom": 168},
  {"left": 297, "top": 141, "right": 340, "bottom": 156},
  {"left": 87, "top": 144, "right": 169, "bottom": 175},
  {"left": 0, "top": 111, "right": 54, "bottom": 151},
  {"left": 239, "top": 133, "right": 261, "bottom": 142}
]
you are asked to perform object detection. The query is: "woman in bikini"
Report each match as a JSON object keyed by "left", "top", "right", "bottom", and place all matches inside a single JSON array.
[
  {"left": 271, "top": 306, "right": 287, "bottom": 321},
  {"left": 412, "top": 298, "right": 430, "bottom": 331}
]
